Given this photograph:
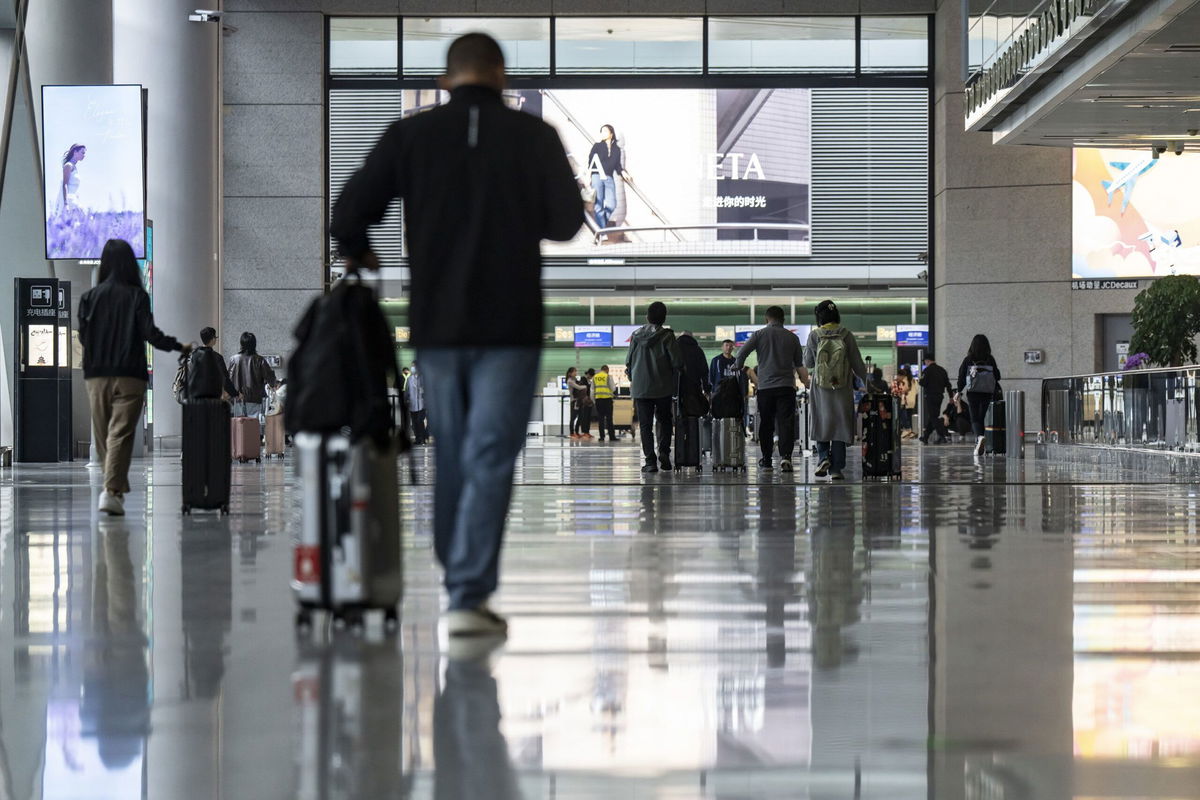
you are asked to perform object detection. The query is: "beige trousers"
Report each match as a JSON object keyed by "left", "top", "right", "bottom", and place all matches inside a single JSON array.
[{"left": 86, "top": 377, "right": 147, "bottom": 495}]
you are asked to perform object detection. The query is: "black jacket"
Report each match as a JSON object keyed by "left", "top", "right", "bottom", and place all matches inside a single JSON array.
[
  {"left": 957, "top": 355, "right": 1001, "bottom": 394},
  {"left": 78, "top": 279, "right": 181, "bottom": 381},
  {"left": 677, "top": 334, "right": 711, "bottom": 417},
  {"left": 330, "top": 85, "right": 583, "bottom": 347},
  {"left": 587, "top": 140, "right": 624, "bottom": 178},
  {"left": 919, "top": 362, "right": 952, "bottom": 401}
]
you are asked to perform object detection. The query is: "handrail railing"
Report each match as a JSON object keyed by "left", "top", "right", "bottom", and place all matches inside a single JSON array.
[{"left": 1042, "top": 367, "right": 1200, "bottom": 451}]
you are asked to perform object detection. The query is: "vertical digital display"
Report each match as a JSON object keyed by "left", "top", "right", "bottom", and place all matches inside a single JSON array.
[{"left": 42, "top": 85, "right": 146, "bottom": 259}]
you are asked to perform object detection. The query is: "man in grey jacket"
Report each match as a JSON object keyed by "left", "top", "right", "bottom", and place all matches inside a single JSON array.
[
  {"left": 735, "top": 306, "right": 805, "bottom": 473},
  {"left": 626, "top": 301, "right": 683, "bottom": 473}
]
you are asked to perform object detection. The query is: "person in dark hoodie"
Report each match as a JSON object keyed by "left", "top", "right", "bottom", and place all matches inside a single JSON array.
[
  {"left": 79, "top": 238, "right": 190, "bottom": 517},
  {"left": 626, "top": 301, "right": 683, "bottom": 473},
  {"left": 676, "top": 330, "right": 711, "bottom": 416}
]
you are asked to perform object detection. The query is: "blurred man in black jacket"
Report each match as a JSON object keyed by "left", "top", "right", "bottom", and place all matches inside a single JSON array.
[
  {"left": 918, "top": 353, "right": 953, "bottom": 444},
  {"left": 331, "top": 34, "right": 582, "bottom": 639}
]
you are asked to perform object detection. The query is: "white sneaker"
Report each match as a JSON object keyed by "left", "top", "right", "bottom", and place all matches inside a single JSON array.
[
  {"left": 445, "top": 604, "right": 508, "bottom": 638},
  {"left": 98, "top": 490, "right": 125, "bottom": 516},
  {"left": 975, "top": 436, "right": 986, "bottom": 456}
]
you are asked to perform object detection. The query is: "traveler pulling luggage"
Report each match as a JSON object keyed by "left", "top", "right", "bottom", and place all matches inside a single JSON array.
[
  {"left": 179, "top": 350, "right": 232, "bottom": 514},
  {"left": 985, "top": 398, "right": 1006, "bottom": 455},
  {"left": 860, "top": 393, "right": 901, "bottom": 480},
  {"left": 286, "top": 272, "right": 408, "bottom": 632}
]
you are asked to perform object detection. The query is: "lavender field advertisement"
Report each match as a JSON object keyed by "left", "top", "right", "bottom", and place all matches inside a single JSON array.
[{"left": 42, "top": 85, "right": 145, "bottom": 259}]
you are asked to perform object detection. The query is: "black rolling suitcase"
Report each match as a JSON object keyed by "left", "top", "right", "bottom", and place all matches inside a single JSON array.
[
  {"left": 181, "top": 398, "right": 232, "bottom": 514},
  {"left": 985, "top": 399, "right": 1006, "bottom": 455},
  {"left": 673, "top": 405, "right": 702, "bottom": 472},
  {"left": 860, "top": 394, "right": 901, "bottom": 481}
]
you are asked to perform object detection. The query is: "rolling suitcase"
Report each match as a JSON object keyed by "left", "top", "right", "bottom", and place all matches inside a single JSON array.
[
  {"left": 231, "top": 414, "right": 260, "bottom": 463},
  {"left": 795, "top": 392, "right": 811, "bottom": 454},
  {"left": 712, "top": 417, "right": 746, "bottom": 471},
  {"left": 700, "top": 417, "right": 713, "bottom": 454},
  {"left": 265, "top": 413, "right": 286, "bottom": 458},
  {"left": 292, "top": 432, "right": 402, "bottom": 633},
  {"left": 861, "top": 394, "right": 901, "bottom": 481},
  {"left": 181, "top": 398, "right": 231, "bottom": 514},
  {"left": 673, "top": 409, "right": 702, "bottom": 472},
  {"left": 985, "top": 399, "right": 1007, "bottom": 455}
]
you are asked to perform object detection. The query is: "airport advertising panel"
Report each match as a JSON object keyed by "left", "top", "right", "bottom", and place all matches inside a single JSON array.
[
  {"left": 1073, "top": 148, "right": 1200, "bottom": 278},
  {"left": 401, "top": 88, "right": 811, "bottom": 258},
  {"left": 613, "top": 324, "right": 641, "bottom": 347},
  {"left": 42, "top": 85, "right": 146, "bottom": 259}
]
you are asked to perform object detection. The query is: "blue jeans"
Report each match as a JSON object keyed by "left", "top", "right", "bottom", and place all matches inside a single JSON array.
[
  {"left": 420, "top": 346, "right": 540, "bottom": 610},
  {"left": 591, "top": 174, "right": 617, "bottom": 231},
  {"left": 816, "top": 441, "right": 847, "bottom": 473}
]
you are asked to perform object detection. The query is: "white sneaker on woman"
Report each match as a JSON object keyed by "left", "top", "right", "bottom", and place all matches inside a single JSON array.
[
  {"left": 445, "top": 603, "right": 509, "bottom": 638},
  {"left": 98, "top": 490, "right": 125, "bottom": 516},
  {"left": 974, "top": 436, "right": 986, "bottom": 456}
]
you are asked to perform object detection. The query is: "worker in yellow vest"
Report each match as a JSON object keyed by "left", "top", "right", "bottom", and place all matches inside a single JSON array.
[{"left": 592, "top": 364, "right": 616, "bottom": 442}]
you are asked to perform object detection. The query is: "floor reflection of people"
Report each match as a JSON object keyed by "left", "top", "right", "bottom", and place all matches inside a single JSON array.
[
  {"left": 434, "top": 656, "right": 523, "bottom": 800},
  {"left": 807, "top": 487, "right": 863, "bottom": 670},
  {"left": 81, "top": 523, "right": 150, "bottom": 772},
  {"left": 181, "top": 528, "right": 232, "bottom": 699},
  {"left": 757, "top": 487, "right": 798, "bottom": 667}
]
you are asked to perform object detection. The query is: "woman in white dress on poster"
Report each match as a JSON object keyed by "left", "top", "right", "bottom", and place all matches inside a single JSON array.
[{"left": 58, "top": 143, "right": 86, "bottom": 213}]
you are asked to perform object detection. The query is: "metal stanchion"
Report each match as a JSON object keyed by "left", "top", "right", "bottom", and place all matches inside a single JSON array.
[{"left": 1006, "top": 389, "right": 1025, "bottom": 458}]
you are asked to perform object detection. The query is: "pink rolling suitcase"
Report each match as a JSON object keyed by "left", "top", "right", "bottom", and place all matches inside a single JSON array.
[{"left": 231, "top": 416, "right": 260, "bottom": 463}]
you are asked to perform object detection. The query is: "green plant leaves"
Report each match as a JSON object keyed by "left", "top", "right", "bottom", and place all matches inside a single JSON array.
[{"left": 1130, "top": 275, "right": 1200, "bottom": 367}]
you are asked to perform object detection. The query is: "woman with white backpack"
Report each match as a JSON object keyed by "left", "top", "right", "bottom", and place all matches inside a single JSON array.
[
  {"left": 803, "top": 300, "right": 868, "bottom": 481},
  {"left": 954, "top": 334, "right": 1002, "bottom": 456}
]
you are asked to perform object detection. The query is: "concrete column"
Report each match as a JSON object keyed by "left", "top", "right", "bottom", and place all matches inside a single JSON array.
[
  {"left": 113, "top": 0, "right": 220, "bottom": 439},
  {"left": 933, "top": 0, "right": 1072, "bottom": 425},
  {"left": 24, "top": 0, "right": 113, "bottom": 458}
]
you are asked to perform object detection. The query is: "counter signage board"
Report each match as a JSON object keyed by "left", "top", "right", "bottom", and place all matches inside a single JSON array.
[
  {"left": 574, "top": 326, "right": 613, "bottom": 348},
  {"left": 896, "top": 324, "right": 929, "bottom": 348}
]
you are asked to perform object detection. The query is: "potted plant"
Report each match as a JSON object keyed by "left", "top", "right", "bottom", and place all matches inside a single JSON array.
[{"left": 1130, "top": 274, "right": 1200, "bottom": 367}]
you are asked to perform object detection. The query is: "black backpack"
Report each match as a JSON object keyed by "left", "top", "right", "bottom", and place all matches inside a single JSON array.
[
  {"left": 285, "top": 277, "right": 403, "bottom": 446},
  {"left": 710, "top": 376, "right": 744, "bottom": 419},
  {"left": 186, "top": 347, "right": 226, "bottom": 400}
]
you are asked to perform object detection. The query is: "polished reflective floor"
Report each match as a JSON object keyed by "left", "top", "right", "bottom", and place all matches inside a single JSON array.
[{"left": 2, "top": 439, "right": 1200, "bottom": 799}]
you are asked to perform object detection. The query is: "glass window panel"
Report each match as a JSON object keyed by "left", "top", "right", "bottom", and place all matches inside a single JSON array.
[
  {"left": 555, "top": 17, "right": 702, "bottom": 75},
  {"left": 860, "top": 16, "right": 928, "bottom": 73},
  {"left": 403, "top": 17, "right": 550, "bottom": 76},
  {"left": 708, "top": 17, "right": 855, "bottom": 74},
  {"left": 330, "top": 17, "right": 398, "bottom": 76}
]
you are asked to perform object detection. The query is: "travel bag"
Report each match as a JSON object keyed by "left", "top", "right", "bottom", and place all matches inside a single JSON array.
[
  {"left": 673, "top": 405, "right": 702, "bottom": 472},
  {"left": 795, "top": 391, "right": 811, "bottom": 454},
  {"left": 712, "top": 417, "right": 746, "bottom": 471},
  {"left": 265, "top": 413, "right": 286, "bottom": 458},
  {"left": 292, "top": 432, "right": 402, "bottom": 633},
  {"left": 700, "top": 416, "right": 713, "bottom": 454},
  {"left": 985, "top": 399, "right": 1006, "bottom": 455},
  {"left": 861, "top": 394, "right": 901, "bottom": 481},
  {"left": 181, "top": 397, "right": 231, "bottom": 514},
  {"left": 231, "top": 412, "right": 260, "bottom": 464}
]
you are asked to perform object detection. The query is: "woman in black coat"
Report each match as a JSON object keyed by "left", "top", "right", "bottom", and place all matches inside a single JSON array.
[{"left": 955, "top": 333, "right": 1001, "bottom": 456}]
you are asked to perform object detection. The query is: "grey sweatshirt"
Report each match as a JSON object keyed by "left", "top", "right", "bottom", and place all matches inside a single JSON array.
[{"left": 734, "top": 322, "right": 803, "bottom": 391}]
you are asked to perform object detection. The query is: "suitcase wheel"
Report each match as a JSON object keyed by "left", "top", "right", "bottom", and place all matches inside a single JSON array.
[
  {"left": 181, "top": 504, "right": 190, "bottom": 515},
  {"left": 295, "top": 610, "right": 313, "bottom": 635},
  {"left": 384, "top": 608, "right": 400, "bottom": 634},
  {"left": 255, "top": 457, "right": 261, "bottom": 463},
  {"left": 221, "top": 504, "right": 229, "bottom": 515}
]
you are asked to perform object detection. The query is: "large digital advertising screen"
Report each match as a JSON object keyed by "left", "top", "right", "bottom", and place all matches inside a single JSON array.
[
  {"left": 42, "top": 85, "right": 146, "bottom": 260},
  {"left": 402, "top": 88, "right": 812, "bottom": 258},
  {"left": 1073, "top": 148, "right": 1200, "bottom": 278}
]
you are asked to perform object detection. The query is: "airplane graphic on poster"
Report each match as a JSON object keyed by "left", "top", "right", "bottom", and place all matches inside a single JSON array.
[{"left": 1101, "top": 156, "right": 1156, "bottom": 213}]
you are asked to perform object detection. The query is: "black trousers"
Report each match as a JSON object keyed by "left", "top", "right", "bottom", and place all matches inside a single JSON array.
[
  {"left": 594, "top": 398, "right": 615, "bottom": 440},
  {"left": 921, "top": 397, "right": 944, "bottom": 439},
  {"left": 411, "top": 409, "right": 428, "bottom": 443},
  {"left": 635, "top": 396, "right": 673, "bottom": 463},
  {"left": 576, "top": 403, "right": 593, "bottom": 435},
  {"left": 756, "top": 387, "right": 797, "bottom": 461},
  {"left": 965, "top": 392, "right": 991, "bottom": 437}
]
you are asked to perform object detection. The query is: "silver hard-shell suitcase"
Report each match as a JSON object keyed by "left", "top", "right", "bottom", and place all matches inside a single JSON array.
[{"left": 712, "top": 417, "right": 747, "bottom": 471}]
